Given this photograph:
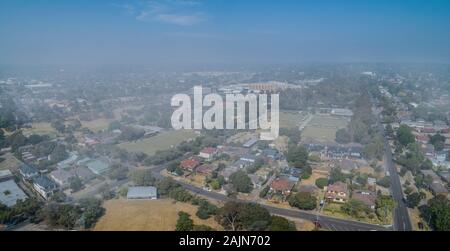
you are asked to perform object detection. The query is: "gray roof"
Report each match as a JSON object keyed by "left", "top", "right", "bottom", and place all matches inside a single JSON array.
[
  {"left": 0, "top": 180, "right": 28, "bottom": 207},
  {"left": 19, "top": 164, "right": 38, "bottom": 175},
  {"left": 243, "top": 138, "right": 258, "bottom": 148},
  {"left": 127, "top": 186, "right": 157, "bottom": 199},
  {"left": 85, "top": 159, "right": 110, "bottom": 174},
  {"left": 0, "top": 170, "right": 13, "bottom": 180},
  {"left": 33, "top": 176, "right": 58, "bottom": 190},
  {"left": 50, "top": 169, "right": 74, "bottom": 185}
]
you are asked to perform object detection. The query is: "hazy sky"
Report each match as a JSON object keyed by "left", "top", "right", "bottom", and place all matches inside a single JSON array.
[{"left": 1, "top": 0, "right": 450, "bottom": 66}]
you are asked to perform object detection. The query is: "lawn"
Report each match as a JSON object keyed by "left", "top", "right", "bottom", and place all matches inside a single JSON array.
[
  {"left": 118, "top": 129, "right": 197, "bottom": 156},
  {"left": 93, "top": 198, "right": 222, "bottom": 231},
  {"left": 80, "top": 118, "right": 113, "bottom": 132},
  {"left": 301, "top": 115, "right": 348, "bottom": 142},
  {"left": 22, "top": 122, "right": 57, "bottom": 137},
  {"left": 280, "top": 111, "right": 303, "bottom": 129},
  {"left": 299, "top": 170, "right": 328, "bottom": 187}
]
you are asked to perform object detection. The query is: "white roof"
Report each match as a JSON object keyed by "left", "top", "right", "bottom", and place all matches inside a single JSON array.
[
  {"left": 0, "top": 169, "right": 13, "bottom": 179},
  {"left": 127, "top": 186, "right": 157, "bottom": 199}
]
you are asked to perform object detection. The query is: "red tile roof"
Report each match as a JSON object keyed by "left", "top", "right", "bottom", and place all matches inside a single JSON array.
[
  {"left": 327, "top": 181, "right": 348, "bottom": 193},
  {"left": 180, "top": 158, "right": 199, "bottom": 170},
  {"left": 352, "top": 190, "right": 377, "bottom": 207},
  {"left": 270, "top": 177, "right": 295, "bottom": 192},
  {"left": 200, "top": 147, "right": 217, "bottom": 154},
  {"left": 196, "top": 164, "right": 215, "bottom": 175}
]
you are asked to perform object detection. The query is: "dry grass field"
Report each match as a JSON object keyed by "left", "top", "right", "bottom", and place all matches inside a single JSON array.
[
  {"left": 80, "top": 118, "right": 113, "bottom": 132},
  {"left": 118, "top": 130, "right": 197, "bottom": 156},
  {"left": 94, "top": 198, "right": 222, "bottom": 231},
  {"left": 301, "top": 115, "right": 348, "bottom": 142},
  {"left": 22, "top": 122, "right": 58, "bottom": 137},
  {"left": 299, "top": 170, "right": 328, "bottom": 186}
]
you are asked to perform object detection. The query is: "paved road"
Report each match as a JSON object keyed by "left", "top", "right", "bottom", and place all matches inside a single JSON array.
[
  {"left": 372, "top": 98, "right": 412, "bottom": 231},
  {"left": 152, "top": 165, "right": 390, "bottom": 231}
]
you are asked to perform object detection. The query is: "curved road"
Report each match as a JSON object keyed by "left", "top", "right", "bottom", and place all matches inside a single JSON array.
[{"left": 151, "top": 165, "right": 391, "bottom": 231}]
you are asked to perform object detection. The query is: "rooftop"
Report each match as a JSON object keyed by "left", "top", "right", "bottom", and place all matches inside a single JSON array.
[
  {"left": 270, "top": 177, "right": 295, "bottom": 191},
  {"left": 127, "top": 186, "right": 157, "bottom": 199},
  {"left": 33, "top": 176, "right": 58, "bottom": 190}
]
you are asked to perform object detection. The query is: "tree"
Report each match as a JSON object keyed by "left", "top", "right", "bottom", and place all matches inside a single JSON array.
[
  {"left": 156, "top": 177, "right": 180, "bottom": 195},
  {"left": 286, "top": 145, "right": 309, "bottom": 168},
  {"left": 424, "top": 195, "right": 450, "bottom": 231},
  {"left": 288, "top": 192, "right": 317, "bottom": 210},
  {"left": 175, "top": 211, "right": 194, "bottom": 231},
  {"left": 342, "top": 199, "right": 370, "bottom": 218},
  {"left": 229, "top": 170, "right": 253, "bottom": 193},
  {"left": 215, "top": 201, "right": 242, "bottom": 231},
  {"left": 329, "top": 168, "right": 346, "bottom": 184},
  {"left": 239, "top": 203, "right": 271, "bottom": 230},
  {"left": 50, "top": 144, "right": 69, "bottom": 162},
  {"left": 268, "top": 215, "right": 296, "bottom": 231},
  {"left": 429, "top": 133, "right": 446, "bottom": 151},
  {"left": 69, "top": 176, "right": 83, "bottom": 192},
  {"left": 375, "top": 195, "right": 395, "bottom": 222},
  {"left": 79, "top": 198, "right": 105, "bottom": 229},
  {"left": 210, "top": 180, "right": 221, "bottom": 190},
  {"left": 385, "top": 124, "right": 394, "bottom": 138},
  {"left": 315, "top": 177, "right": 328, "bottom": 189},
  {"left": 8, "top": 131, "right": 27, "bottom": 152},
  {"left": 335, "top": 128, "right": 351, "bottom": 144},
  {"left": 196, "top": 200, "right": 218, "bottom": 220},
  {"left": 376, "top": 176, "right": 391, "bottom": 188},
  {"left": 128, "top": 169, "right": 155, "bottom": 186},
  {"left": 406, "top": 192, "right": 423, "bottom": 208},
  {"left": 108, "top": 164, "right": 128, "bottom": 180},
  {"left": 169, "top": 187, "right": 193, "bottom": 202},
  {"left": 396, "top": 125, "right": 415, "bottom": 146}
]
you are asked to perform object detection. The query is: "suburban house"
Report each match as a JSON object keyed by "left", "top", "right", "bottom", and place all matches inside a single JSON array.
[
  {"left": 49, "top": 169, "right": 74, "bottom": 188},
  {"left": 198, "top": 147, "right": 218, "bottom": 160},
  {"left": 269, "top": 177, "right": 296, "bottom": 195},
  {"left": 180, "top": 158, "right": 200, "bottom": 171},
  {"left": 248, "top": 173, "right": 264, "bottom": 188},
  {"left": 127, "top": 186, "right": 157, "bottom": 200},
  {"left": 57, "top": 152, "right": 78, "bottom": 169},
  {"left": 352, "top": 190, "right": 377, "bottom": 209},
  {"left": 263, "top": 148, "right": 280, "bottom": 160},
  {"left": 219, "top": 146, "right": 249, "bottom": 158},
  {"left": 337, "top": 159, "right": 358, "bottom": 174},
  {"left": 429, "top": 182, "right": 448, "bottom": 197},
  {"left": 240, "top": 154, "right": 257, "bottom": 163},
  {"left": 220, "top": 166, "right": 239, "bottom": 181},
  {"left": 231, "top": 159, "right": 251, "bottom": 169},
  {"left": 84, "top": 159, "right": 110, "bottom": 175},
  {"left": 280, "top": 166, "right": 301, "bottom": 183},
  {"left": 325, "top": 181, "right": 348, "bottom": 203},
  {"left": 32, "top": 176, "right": 58, "bottom": 200},
  {"left": 71, "top": 166, "right": 96, "bottom": 181},
  {"left": 196, "top": 164, "right": 217, "bottom": 176},
  {"left": 367, "top": 177, "right": 377, "bottom": 191},
  {"left": 243, "top": 138, "right": 258, "bottom": 148},
  {"left": 19, "top": 164, "right": 39, "bottom": 180}
]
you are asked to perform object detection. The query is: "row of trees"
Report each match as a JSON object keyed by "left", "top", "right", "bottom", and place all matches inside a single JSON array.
[{"left": 215, "top": 201, "right": 296, "bottom": 231}]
